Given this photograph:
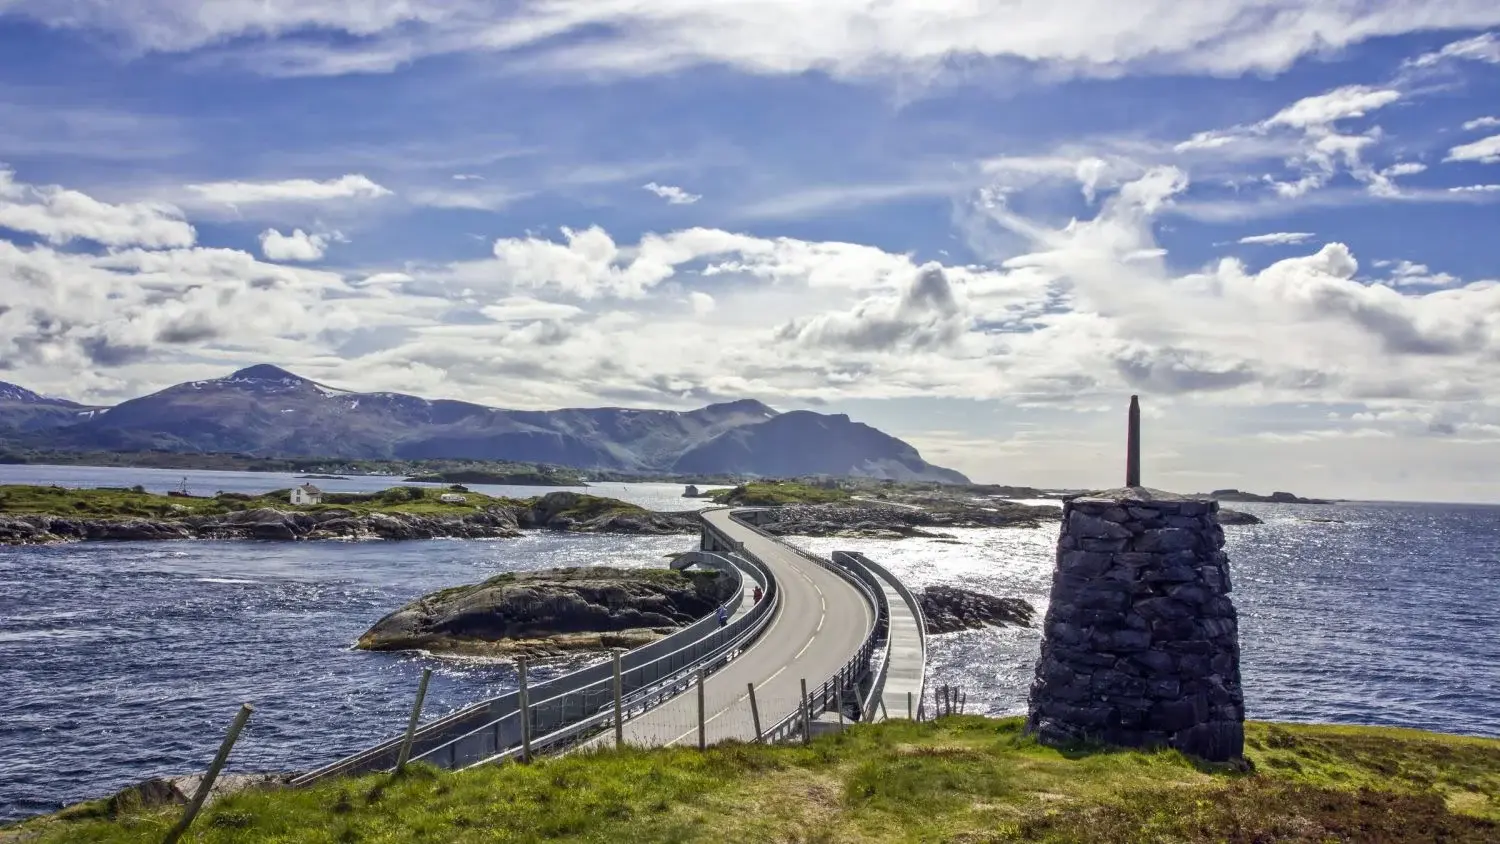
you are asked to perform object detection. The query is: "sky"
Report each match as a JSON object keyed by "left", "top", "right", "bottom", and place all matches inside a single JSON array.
[{"left": 1, "top": 2, "right": 1500, "bottom": 502}]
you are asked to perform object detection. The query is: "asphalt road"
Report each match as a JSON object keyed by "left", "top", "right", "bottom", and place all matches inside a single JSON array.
[{"left": 603, "top": 508, "right": 874, "bottom": 747}]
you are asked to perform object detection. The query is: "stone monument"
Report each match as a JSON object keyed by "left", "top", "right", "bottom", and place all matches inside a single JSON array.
[{"left": 1026, "top": 395, "right": 1245, "bottom": 761}]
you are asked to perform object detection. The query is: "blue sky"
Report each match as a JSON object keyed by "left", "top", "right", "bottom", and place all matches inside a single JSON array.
[{"left": 2, "top": 2, "right": 1500, "bottom": 501}]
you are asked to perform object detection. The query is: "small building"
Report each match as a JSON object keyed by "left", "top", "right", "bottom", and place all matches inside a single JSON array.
[
  {"left": 291, "top": 483, "right": 323, "bottom": 506},
  {"left": 439, "top": 493, "right": 468, "bottom": 504}
]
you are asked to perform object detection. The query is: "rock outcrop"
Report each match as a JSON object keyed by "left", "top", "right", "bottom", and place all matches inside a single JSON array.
[
  {"left": 357, "top": 566, "right": 738, "bottom": 659},
  {"left": 1027, "top": 487, "right": 1245, "bottom": 763},
  {"left": 0, "top": 493, "right": 697, "bottom": 545},
  {"left": 756, "top": 501, "right": 1055, "bottom": 538},
  {"left": 1216, "top": 508, "right": 1262, "bottom": 526},
  {"left": 919, "top": 586, "right": 1034, "bottom": 634}
]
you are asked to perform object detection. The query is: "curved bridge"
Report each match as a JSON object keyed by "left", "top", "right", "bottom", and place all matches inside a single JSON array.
[{"left": 294, "top": 506, "right": 926, "bottom": 783}]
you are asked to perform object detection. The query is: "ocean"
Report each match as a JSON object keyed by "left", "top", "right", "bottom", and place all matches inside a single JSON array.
[{"left": 1, "top": 465, "right": 1497, "bottom": 820}]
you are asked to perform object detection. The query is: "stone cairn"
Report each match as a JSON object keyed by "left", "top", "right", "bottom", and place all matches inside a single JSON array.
[{"left": 1025, "top": 396, "right": 1245, "bottom": 761}]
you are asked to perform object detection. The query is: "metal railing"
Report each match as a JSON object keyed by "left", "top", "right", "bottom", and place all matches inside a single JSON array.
[
  {"left": 292, "top": 543, "right": 774, "bottom": 785},
  {"left": 724, "top": 510, "right": 886, "bottom": 742},
  {"left": 834, "top": 550, "right": 928, "bottom": 720}
]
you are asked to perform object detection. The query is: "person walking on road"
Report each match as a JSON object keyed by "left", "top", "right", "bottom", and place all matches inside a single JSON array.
[
  {"left": 716, "top": 604, "right": 728, "bottom": 627},
  {"left": 752, "top": 585, "right": 764, "bottom": 604}
]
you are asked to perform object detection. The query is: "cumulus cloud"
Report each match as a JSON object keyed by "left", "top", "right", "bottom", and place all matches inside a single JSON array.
[
  {"left": 1238, "top": 232, "right": 1315, "bottom": 245},
  {"left": 643, "top": 182, "right": 701, "bottom": 204},
  {"left": 187, "top": 174, "right": 392, "bottom": 204},
  {"left": 1463, "top": 116, "right": 1500, "bottom": 131},
  {"left": 1449, "top": 183, "right": 1500, "bottom": 192},
  {"left": 1445, "top": 134, "right": 1500, "bottom": 164},
  {"left": 775, "top": 264, "right": 971, "bottom": 352},
  {"left": 0, "top": 167, "right": 195, "bottom": 248},
  {"left": 259, "top": 227, "right": 331, "bottom": 261}
]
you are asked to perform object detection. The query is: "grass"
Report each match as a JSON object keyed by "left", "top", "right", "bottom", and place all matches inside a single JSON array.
[
  {"left": 710, "top": 481, "right": 851, "bottom": 506},
  {"left": 0, "top": 484, "right": 533, "bottom": 520},
  {"left": 7, "top": 717, "right": 1495, "bottom": 843}
]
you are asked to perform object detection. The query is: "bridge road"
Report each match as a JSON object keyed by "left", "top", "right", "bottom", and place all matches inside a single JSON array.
[{"left": 596, "top": 508, "right": 874, "bottom": 748}]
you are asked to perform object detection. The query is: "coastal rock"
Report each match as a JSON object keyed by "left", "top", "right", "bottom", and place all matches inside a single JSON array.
[
  {"left": 103, "top": 772, "right": 292, "bottom": 817},
  {"left": 1216, "top": 508, "right": 1263, "bottom": 526},
  {"left": 356, "top": 566, "right": 738, "bottom": 659},
  {"left": 0, "top": 492, "right": 696, "bottom": 545},
  {"left": 757, "top": 501, "right": 1054, "bottom": 538},
  {"left": 919, "top": 586, "right": 1035, "bottom": 634}
]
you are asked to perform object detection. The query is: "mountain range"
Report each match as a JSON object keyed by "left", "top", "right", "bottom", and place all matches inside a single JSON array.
[{"left": 0, "top": 365, "right": 969, "bottom": 483}]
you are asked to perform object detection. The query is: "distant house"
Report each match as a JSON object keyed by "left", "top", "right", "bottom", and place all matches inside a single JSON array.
[
  {"left": 439, "top": 493, "right": 468, "bottom": 504},
  {"left": 291, "top": 483, "right": 323, "bottom": 506}
]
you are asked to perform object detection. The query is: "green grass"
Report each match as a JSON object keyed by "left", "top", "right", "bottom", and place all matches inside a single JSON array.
[
  {"left": 544, "top": 494, "right": 648, "bottom": 520},
  {"left": 0, "top": 484, "right": 530, "bottom": 520},
  {"left": 709, "top": 481, "right": 851, "bottom": 506},
  {"left": 8, "top": 718, "right": 1495, "bottom": 843}
]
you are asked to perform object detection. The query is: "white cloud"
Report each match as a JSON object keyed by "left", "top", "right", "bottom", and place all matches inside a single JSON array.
[
  {"left": 1449, "top": 183, "right": 1500, "bottom": 192},
  {"left": 688, "top": 291, "right": 716, "bottom": 315},
  {"left": 451, "top": 173, "right": 484, "bottom": 181},
  {"left": 259, "top": 227, "right": 330, "bottom": 261},
  {"left": 9, "top": 1, "right": 1500, "bottom": 84},
  {"left": 1382, "top": 162, "right": 1427, "bottom": 177},
  {"left": 1238, "top": 232, "right": 1315, "bottom": 245},
  {"left": 1264, "top": 86, "right": 1402, "bottom": 129},
  {"left": 1463, "top": 116, "right": 1500, "bottom": 131},
  {"left": 186, "top": 174, "right": 392, "bottom": 204},
  {"left": 1408, "top": 31, "right": 1500, "bottom": 68},
  {"left": 643, "top": 182, "right": 701, "bottom": 205},
  {"left": 0, "top": 167, "right": 195, "bottom": 248},
  {"left": 1445, "top": 134, "right": 1500, "bottom": 164}
]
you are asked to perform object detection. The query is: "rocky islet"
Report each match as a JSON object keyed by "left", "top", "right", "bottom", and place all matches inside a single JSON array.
[{"left": 355, "top": 566, "right": 738, "bottom": 659}]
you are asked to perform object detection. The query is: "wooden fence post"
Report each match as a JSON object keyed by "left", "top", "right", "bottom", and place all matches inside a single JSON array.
[
  {"left": 907, "top": 691, "right": 914, "bottom": 721},
  {"left": 395, "top": 668, "right": 432, "bottom": 773},
  {"left": 518, "top": 658, "right": 532, "bottom": 763},
  {"left": 161, "top": 703, "right": 254, "bottom": 844},
  {"left": 748, "top": 683, "right": 762, "bottom": 742},
  {"left": 696, "top": 669, "right": 707, "bottom": 750},
  {"left": 800, "top": 679, "right": 811, "bottom": 745},
  {"left": 612, "top": 652, "right": 624, "bottom": 749}
]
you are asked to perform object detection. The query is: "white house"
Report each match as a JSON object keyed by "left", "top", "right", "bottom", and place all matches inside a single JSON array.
[
  {"left": 439, "top": 493, "right": 468, "bottom": 504},
  {"left": 291, "top": 483, "right": 323, "bottom": 506}
]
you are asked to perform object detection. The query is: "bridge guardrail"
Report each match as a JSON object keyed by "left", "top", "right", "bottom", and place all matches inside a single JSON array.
[
  {"left": 432, "top": 544, "right": 782, "bottom": 766},
  {"left": 292, "top": 544, "right": 772, "bottom": 785},
  {"left": 835, "top": 550, "right": 928, "bottom": 719},
  {"left": 725, "top": 510, "right": 886, "bottom": 741}
]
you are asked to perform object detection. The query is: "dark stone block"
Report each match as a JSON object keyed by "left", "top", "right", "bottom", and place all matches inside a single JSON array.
[
  {"left": 1171, "top": 720, "right": 1243, "bottom": 762},
  {"left": 1167, "top": 584, "right": 1209, "bottom": 606},
  {"left": 1101, "top": 506, "right": 1130, "bottom": 523},
  {"left": 1070, "top": 510, "right": 1133, "bottom": 540},
  {"left": 1149, "top": 697, "right": 1201, "bottom": 732},
  {"left": 1150, "top": 617, "right": 1198, "bottom": 640},
  {"left": 1080, "top": 537, "right": 1130, "bottom": 553},
  {"left": 1047, "top": 621, "right": 1088, "bottom": 646},
  {"left": 1075, "top": 584, "right": 1131, "bottom": 612},
  {"left": 1144, "top": 565, "right": 1199, "bottom": 584},
  {"left": 1115, "top": 552, "right": 1161, "bottom": 568},
  {"left": 1148, "top": 678, "right": 1181, "bottom": 699},
  {"left": 1130, "top": 649, "right": 1176, "bottom": 675},
  {"left": 1126, "top": 506, "right": 1160, "bottom": 521},
  {"left": 1165, "top": 515, "right": 1202, "bottom": 529},
  {"left": 1176, "top": 653, "right": 1211, "bottom": 675},
  {"left": 1099, "top": 628, "right": 1152, "bottom": 652},
  {"left": 1136, "top": 596, "right": 1194, "bottom": 621},
  {"left": 1135, "top": 528, "right": 1200, "bottom": 553},
  {"left": 1059, "top": 550, "right": 1114, "bottom": 578}
]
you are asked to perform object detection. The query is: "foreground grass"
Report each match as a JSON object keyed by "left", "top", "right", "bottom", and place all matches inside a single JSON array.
[{"left": 7, "top": 718, "right": 1496, "bottom": 843}]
